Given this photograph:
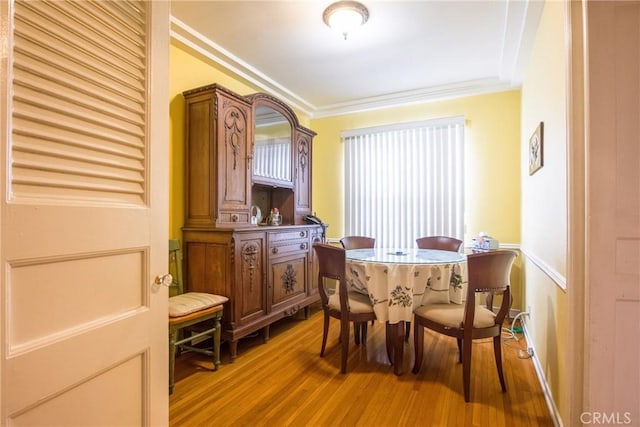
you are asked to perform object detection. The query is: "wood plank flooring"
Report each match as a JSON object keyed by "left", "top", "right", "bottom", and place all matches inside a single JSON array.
[{"left": 169, "top": 304, "right": 555, "bottom": 427}]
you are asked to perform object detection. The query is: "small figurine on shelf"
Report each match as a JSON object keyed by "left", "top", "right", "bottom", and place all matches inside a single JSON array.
[{"left": 268, "top": 208, "right": 282, "bottom": 226}]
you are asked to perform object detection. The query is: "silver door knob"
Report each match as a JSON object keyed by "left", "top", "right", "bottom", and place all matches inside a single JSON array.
[{"left": 155, "top": 274, "right": 173, "bottom": 287}]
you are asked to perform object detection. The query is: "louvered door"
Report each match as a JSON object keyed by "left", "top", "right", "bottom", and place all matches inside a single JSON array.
[{"left": 1, "top": 1, "right": 169, "bottom": 425}]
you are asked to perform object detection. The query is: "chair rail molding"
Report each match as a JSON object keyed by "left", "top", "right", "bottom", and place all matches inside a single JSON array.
[{"left": 519, "top": 246, "right": 567, "bottom": 290}]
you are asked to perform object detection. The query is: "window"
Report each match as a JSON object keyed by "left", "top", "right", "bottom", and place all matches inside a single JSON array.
[{"left": 344, "top": 117, "right": 465, "bottom": 248}]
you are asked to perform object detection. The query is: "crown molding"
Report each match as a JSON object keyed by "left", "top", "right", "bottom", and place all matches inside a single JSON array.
[
  {"left": 170, "top": 16, "right": 315, "bottom": 116},
  {"left": 311, "top": 78, "right": 519, "bottom": 118},
  {"left": 170, "top": 2, "right": 541, "bottom": 119}
]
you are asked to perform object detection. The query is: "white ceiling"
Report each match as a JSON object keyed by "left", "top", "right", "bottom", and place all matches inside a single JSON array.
[{"left": 170, "top": 0, "right": 544, "bottom": 118}]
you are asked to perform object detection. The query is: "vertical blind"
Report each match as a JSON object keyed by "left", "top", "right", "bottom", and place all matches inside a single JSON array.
[
  {"left": 344, "top": 117, "right": 465, "bottom": 248},
  {"left": 253, "top": 141, "right": 291, "bottom": 181}
]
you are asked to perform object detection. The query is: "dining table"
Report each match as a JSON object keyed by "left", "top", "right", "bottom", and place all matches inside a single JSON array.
[{"left": 345, "top": 247, "right": 468, "bottom": 375}]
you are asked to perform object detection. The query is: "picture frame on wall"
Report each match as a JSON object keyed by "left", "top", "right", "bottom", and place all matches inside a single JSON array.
[{"left": 529, "top": 121, "right": 544, "bottom": 175}]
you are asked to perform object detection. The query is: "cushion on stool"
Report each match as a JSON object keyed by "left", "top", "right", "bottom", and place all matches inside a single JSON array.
[{"left": 169, "top": 292, "right": 228, "bottom": 317}]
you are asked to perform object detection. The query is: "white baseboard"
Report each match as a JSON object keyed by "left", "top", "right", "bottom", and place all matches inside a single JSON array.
[{"left": 522, "top": 322, "right": 564, "bottom": 427}]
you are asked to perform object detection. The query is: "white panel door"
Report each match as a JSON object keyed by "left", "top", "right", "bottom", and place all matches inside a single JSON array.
[
  {"left": 0, "top": 1, "right": 169, "bottom": 425},
  {"left": 587, "top": 0, "right": 640, "bottom": 422}
]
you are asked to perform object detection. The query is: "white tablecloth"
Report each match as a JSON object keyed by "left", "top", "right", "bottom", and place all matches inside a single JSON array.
[{"left": 345, "top": 248, "right": 468, "bottom": 324}]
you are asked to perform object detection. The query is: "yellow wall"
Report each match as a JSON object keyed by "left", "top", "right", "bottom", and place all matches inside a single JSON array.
[
  {"left": 520, "top": 0, "right": 567, "bottom": 423},
  {"left": 310, "top": 91, "right": 521, "bottom": 246},
  {"left": 310, "top": 92, "right": 524, "bottom": 309}
]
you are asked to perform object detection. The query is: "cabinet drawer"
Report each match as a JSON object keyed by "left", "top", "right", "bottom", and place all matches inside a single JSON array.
[
  {"left": 219, "top": 211, "right": 250, "bottom": 224},
  {"left": 269, "top": 229, "right": 309, "bottom": 243},
  {"left": 269, "top": 240, "right": 309, "bottom": 256}
]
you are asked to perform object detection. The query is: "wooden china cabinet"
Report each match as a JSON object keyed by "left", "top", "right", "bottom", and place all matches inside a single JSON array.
[{"left": 181, "top": 83, "right": 323, "bottom": 360}]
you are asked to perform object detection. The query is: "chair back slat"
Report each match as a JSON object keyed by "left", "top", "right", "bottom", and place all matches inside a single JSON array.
[
  {"left": 416, "top": 235, "right": 463, "bottom": 252},
  {"left": 169, "top": 239, "right": 184, "bottom": 296},
  {"left": 466, "top": 250, "right": 516, "bottom": 293},
  {"left": 340, "top": 236, "right": 375, "bottom": 250},
  {"left": 313, "top": 243, "right": 349, "bottom": 314},
  {"left": 464, "top": 250, "right": 517, "bottom": 329}
]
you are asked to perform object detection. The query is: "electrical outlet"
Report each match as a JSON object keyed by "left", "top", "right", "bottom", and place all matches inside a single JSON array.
[{"left": 527, "top": 305, "right": 532, "bottom": 317}]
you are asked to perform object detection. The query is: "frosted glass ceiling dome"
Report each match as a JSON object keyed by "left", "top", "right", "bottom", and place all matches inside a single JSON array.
[{"left": 323, "top": 1, "right": 370, "bottom": 40}]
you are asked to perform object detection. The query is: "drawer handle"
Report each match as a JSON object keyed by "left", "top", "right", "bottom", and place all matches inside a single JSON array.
[
  {"left": 299, "top": 231, "right": 305, "bottom": 237},
  {"left": 300, "top": 243, "right": 307, "bottom": 250},
  {"left": 231, "top": 214, "right": 239, "bottom": 222},
  {"left": 272, "top": 247, "right": 279, "bottom": 254}
]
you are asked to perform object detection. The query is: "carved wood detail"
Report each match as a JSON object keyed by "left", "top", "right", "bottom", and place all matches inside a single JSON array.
[
  {"left": 224, "top": 107, "right": 245, "bottom": 170},
  {"left": 298, "top": 137, "right": 308, "bottom": 183},
  {"left": 281, "top": 264, "right": 297, "bottom": 294},
  {"left": 242, "top": 241, "right": 259, "bottom": 292}
]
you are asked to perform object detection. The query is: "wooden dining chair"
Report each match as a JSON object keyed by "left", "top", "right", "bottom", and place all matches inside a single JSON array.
[
  {"left": 402, "top": 236, "right": 463, "bottom": 342},
  {"left": 313, "top": 243, "right": 377, "bottom": 373},
  {"left": 415, "top": 235, "right": 463, "bottom": 252},
  {"left": 412, "top": 250, "right": 517, "bottom": 402},
  {"left": 339, "top": 235, "right": 375, "bottom": 250},
  {"left": 339, "top": 235, "right": 376, "bottom": 328},
  {"left": 168, "top": 239, "right": 228, "bottom": 394}
]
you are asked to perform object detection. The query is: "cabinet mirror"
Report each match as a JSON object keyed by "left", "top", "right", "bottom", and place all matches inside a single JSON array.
[{"left": 253, "top": 105, "right": 292, "bottom": 185}]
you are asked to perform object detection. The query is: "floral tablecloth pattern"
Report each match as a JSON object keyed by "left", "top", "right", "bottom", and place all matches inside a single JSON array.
[{"left": 345, "top": 257, "right": 468, "bottom": 324}]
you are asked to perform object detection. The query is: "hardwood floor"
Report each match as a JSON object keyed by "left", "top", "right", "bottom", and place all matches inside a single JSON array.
[{"left": 169, "top": 304, "right": 555, "bottom": 426}]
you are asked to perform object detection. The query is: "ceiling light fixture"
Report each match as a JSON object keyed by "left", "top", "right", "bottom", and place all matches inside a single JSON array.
[{"left": 323, "top": 1, "right": 369, "bottom": 40}]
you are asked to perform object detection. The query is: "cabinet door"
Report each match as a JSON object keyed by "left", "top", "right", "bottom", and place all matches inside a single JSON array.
[
  {"left": 237, "top": 234, "right": 267, "bottom": 323},
  {"left": 216, "top": 90, "right": 253, "bottom": 225},
  {"left": 184, "top": 91, "right": 216, "bottom": 228},
  {"left": 269, "top": 252, "right": 308, "bottom": 313},
  {"left": 294, "top": 130, "right": 312, "bottom": 219}
]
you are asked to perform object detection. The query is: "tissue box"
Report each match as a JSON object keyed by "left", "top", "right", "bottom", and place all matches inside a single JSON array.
[{"left": 472, "top": 236, "right": 499, "bottom": 251}]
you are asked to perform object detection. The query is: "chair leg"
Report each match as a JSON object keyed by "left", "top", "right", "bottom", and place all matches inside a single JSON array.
[
  {"left": 340, "top": 318, "right": 350, "bottom": 374},
  {"left": 361, "top": 322, "right": 368, "bottom": 344},
  {"left": 392, "top": 322, "right": 404, "bottom": 375},
  {"left": 354, "top": 321, "right": 361, "bottom": 345},
  {"left": 212, "top": 317, "right": 221, "bottom": 371},
  {"left": 493, "top": 335, "right": 507, "bottom": 392},
  {"left": 175, "top": 328, "right": 183, "bottom": 358},
  {"left": 320, "top": 311, "right": 330, "bottom": 357},
  {"left": 169, "top": 326, "right": 178, "bottom": 394},
  {"left": 462, "top": 337, "right": 473, "bottom": 402},
  {"left": 456, "top": 338, "right": 463, "bottom": 363},
  {"left": 404, "top": 321, "right": 411, "bottom": 342},
  {"left": 412, "top": 322, "right": 424, "bottom": 374},
  {"left": 385, "top": 322, "right": 394, "bottom": 365}
]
